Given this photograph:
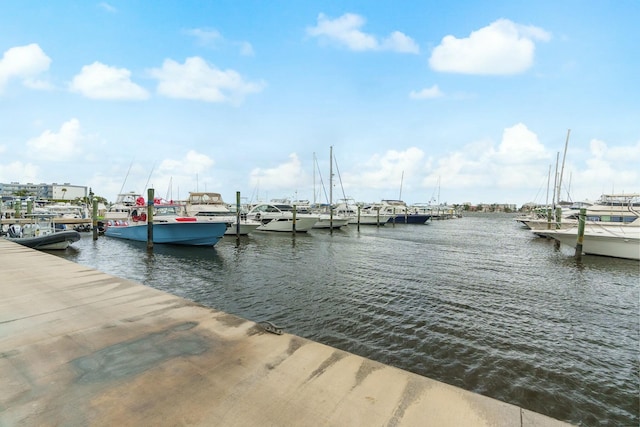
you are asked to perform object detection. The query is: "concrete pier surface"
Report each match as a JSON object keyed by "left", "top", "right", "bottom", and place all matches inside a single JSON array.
[{"left": 0, "top": 240, "right": 573, "bottom": 426}]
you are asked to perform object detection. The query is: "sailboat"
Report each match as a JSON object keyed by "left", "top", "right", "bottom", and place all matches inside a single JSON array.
[{"left": 311, "top": 147, "right": 352, "bottom": 229}]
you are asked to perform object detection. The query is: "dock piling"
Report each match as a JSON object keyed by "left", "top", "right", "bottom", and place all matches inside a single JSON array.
[
  {"left": 147, "top": 188, "right": 154, "bottom": 250},
  {"left": 575, "top": 207, "right": 586, "bottom": 258}
]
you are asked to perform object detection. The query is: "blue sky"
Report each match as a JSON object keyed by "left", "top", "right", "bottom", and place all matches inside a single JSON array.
[{"left": 1, "top": 1, "right": 638, "bottom": 206}]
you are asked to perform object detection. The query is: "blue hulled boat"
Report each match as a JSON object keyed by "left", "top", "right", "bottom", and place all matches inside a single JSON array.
[
  {"left": 379, "top": 200, "right": 431, "bottom": 224},
  {"left": 104, "top": 203, "right": 229, "bottom": 246}
]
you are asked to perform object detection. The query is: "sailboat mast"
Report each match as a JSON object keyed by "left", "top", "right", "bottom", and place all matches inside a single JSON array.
[
  {"left": 329, "top": 146, "right": 333, "bottom": 207},
  {"left": 399, "top": 171, "right": 404, "bottom": 200},
  {"left": 557, "top": 129, "right": 571, "bottom": 205},
  {"left": 313, "top": 153, "right": 317, "bottom": 206},
  {"left": 552, "top": 152, "right": 559, "bottom": 209},
  {"left": 329, "top": 146, "right": 334, "bottom": 228}
]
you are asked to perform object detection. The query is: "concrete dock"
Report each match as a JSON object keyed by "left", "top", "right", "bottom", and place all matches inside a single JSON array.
[{"left": 0, "top": 239, "right": 573, "bottom": 426}]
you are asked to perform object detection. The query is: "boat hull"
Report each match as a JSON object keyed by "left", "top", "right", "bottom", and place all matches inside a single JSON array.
[
  {"left": 255, "top": 216, "right": 319, "bottom": 232},
  {"left": 539, "top": 225, "right": 640, "bottom": 260},
  {"left": 389, "top": 214, "right": 431, "bottom": 224},
  {"left": 4, "top": 230, "right": 81, "bottom": 250},
  {"left": 224, "top": 221, "right": 261, "bottom": 235},
  {"left": 104, "top": 222, "right": 227, "bottom": 246},
  {"left": 312, "top": 215, "right": 351, "bottom": 229}
]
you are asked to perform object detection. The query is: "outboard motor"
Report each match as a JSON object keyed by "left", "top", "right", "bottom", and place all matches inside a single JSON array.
[{"left": 7, "top": 224, "right": 22, "bottom": 238}]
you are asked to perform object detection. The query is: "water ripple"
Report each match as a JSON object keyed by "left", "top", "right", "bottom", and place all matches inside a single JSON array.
[{"left": 56, "top": 214, "right": 639, "bottom": 426}]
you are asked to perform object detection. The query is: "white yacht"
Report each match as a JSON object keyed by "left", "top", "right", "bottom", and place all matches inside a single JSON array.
[
  {"left": 246, "top": 202, "right": 319, "bottom": 232},
  {"left": 184, "top": 192, "right": 260, "bottom": 235},
  {"left": 537, "top": 217, "right": 640, "bottom": 260}
]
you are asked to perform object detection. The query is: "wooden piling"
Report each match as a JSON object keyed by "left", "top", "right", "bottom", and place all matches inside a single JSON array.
[
  {"left": 235, "top": 191, "right": 241, "bottom": 238},
  {"left": 147, "top": 188, "right": 154, "bottom": 250},
  {"left": 92, "top": 197, "right": 98, "bottom": 240},
  {"left": 575, "top": 207, "right": 586, "bottom": 258},
  {"left": 292, "top": 204, "right": 297, "bottom": 233},
  {"left": 357, "top": 206, "right": 361, "bottom": 231}
]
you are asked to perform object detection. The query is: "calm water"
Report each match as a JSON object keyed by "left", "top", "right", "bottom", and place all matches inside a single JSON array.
[{"left": 54, "top": 214, "right": 639, "bottom": 426}]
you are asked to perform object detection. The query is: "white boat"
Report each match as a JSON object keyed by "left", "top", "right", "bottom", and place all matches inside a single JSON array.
[
  {"left": 184, "top": 192, "right": 261, "bottom": 235},
  {"left": 377, "top": 200, "right": 431, "bottom": 224},
  {"left": 246, "top": 202, "right": 319, "bottom": 232},
  {"left": 311, "top": 212, "right": 351, "bottom": 229},
  {"left": 291, "top": 200, "right": 351, "bottom": 229},
  {"left": 536, "top": 217, "right": 640, "bottom": 260},
  {"left": 104, "top": 191, "right": 146, "bottom": 222},
  {"left": 335, "top": 200, "right": 393, "bottom": 225},
  {"left": 3, "top": 214, "right": 81, "bottom": 250},
  {"left": 104, "top": 201, "right": 228, "bottom": 246},
  {"left": 526, "top": 194, "right": 640, "bottom": 232}
]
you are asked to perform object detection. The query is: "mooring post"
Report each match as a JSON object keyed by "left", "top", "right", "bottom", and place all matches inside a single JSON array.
[
  {"left": 555, "top": 207, "right": 562, "bottom": 229},
  {"left": 547, "top": 207, "right": 552, "bottom": 230},
  {"left": 357, "top": 205, "right": 361, "bottom": 231},
  {"left": 292, "top": 204, "right": 297, "bottom": 233},
  {"left": 376, "top": 207, "right": 380, "bottom": 227},
  {"left": 575, "top": 207, "right": 586, "bottom": 258},
  {"left": 236, "top": 191, "right": 241, "bottom": 238},
  {"left": 89, "top": 191, "right": 98, "bottom": 240},
  {"left": 147, "top": 188, "right": 154, "bottom": 250}
]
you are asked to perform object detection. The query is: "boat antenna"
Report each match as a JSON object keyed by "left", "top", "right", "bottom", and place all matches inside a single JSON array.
[
  {"left": 118, "top": 159, "right": 134, "bottom": 195},
  {"left": 144, "top": 162, "right": 156, "bottom": 192},
  {"left": 399, "top": 170, "right": 404, "bottom": 200}
]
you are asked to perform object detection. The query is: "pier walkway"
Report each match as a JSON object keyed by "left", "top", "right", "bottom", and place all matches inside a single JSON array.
[{"left": 0, "top": 240, "right": 572, "bottom": 426}]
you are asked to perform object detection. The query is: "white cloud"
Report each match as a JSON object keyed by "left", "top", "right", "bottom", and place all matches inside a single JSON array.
[
  {"left": 429, "top": 19, "right": 551, "bottom": 75},
  {"left": 185, "top": 28, "right": 255, "bottom": 56},
  {"left": 0, "top": 161, "right": 40, "bottom": 183},
  {"left": 185, "top": 28, "right": 223, "bottom": 47},
  {"left": 423, "top": 124, "right": 552, "bottom": 192},
  {"left": 410, "top": 84, "right": 443, "bottom": 99},
  {"left": 26, "top": 118, "right": 84, "bottom": 160},
  {"left": 69, "top": 62, "right": 149, "bottom": 100},
  {"left": 0, "top": 43, "right": 51, "bottom": 93},
  {"left": 249, "top": 153, "right": 309, "bottom": 194},
  {"left": 569, "top": 139, "right": 640, "bottom": 196},
  {"left": 98, "top": 2, "right": 117, "bottom": 13},
  {"left": 158, "top": 150, "right": 215, "bottom": 176},
  {"left": 496, "top": 122, "right": 548, "bottom": 164},
  {"left": 307, "top": 13, "right": 419, "bottom": 54},
  {"left": 341, "top": 147, "right": 426, "bottom": 196},
  {"left": 149, "top": 56, "right": 265, "bottom": 104}
]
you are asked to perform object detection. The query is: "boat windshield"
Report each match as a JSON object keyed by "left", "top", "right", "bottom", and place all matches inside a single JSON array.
[{"left": 155, "top": 206, "right": 180, "bottom": 216}]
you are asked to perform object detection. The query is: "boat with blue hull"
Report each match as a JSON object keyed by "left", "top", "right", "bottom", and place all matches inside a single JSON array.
[
  {"left": 378, "top": 200, "right": 431, "bottom": 224},
  {"left": 104, "top": 203, "right": 228, "bottom": 246}
]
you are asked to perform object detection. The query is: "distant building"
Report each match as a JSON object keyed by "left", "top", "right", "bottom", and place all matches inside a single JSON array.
[{"left": 0, "top": 182, "right": 88, "bottom": 201}]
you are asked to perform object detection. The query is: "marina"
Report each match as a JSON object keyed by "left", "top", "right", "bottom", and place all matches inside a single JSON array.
[{"left": 12, "top": 213, "right": 637, "bottom": 426}]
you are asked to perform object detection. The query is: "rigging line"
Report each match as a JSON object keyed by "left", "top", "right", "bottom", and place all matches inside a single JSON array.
[
  {"left": 333, "top": 154, "right": 347, "bottom": 201},
  {"left": 118, "top": 159, "right": 134, "bottom": 195},
  {"left": 144, "top": 162, "right": 156, "bottom": 193},
  {"left": 314, "top": 155, "right": 329, "bottom": 204}
]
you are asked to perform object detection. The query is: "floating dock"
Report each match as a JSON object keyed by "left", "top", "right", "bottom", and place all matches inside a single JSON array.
[{"left": 0, "top": 239, "right": 572, "bottom": 426}]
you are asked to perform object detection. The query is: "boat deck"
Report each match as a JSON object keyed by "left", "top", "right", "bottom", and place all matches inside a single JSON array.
[{"left": 0, "top": 239, "right": 573, "bottom": 426}]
